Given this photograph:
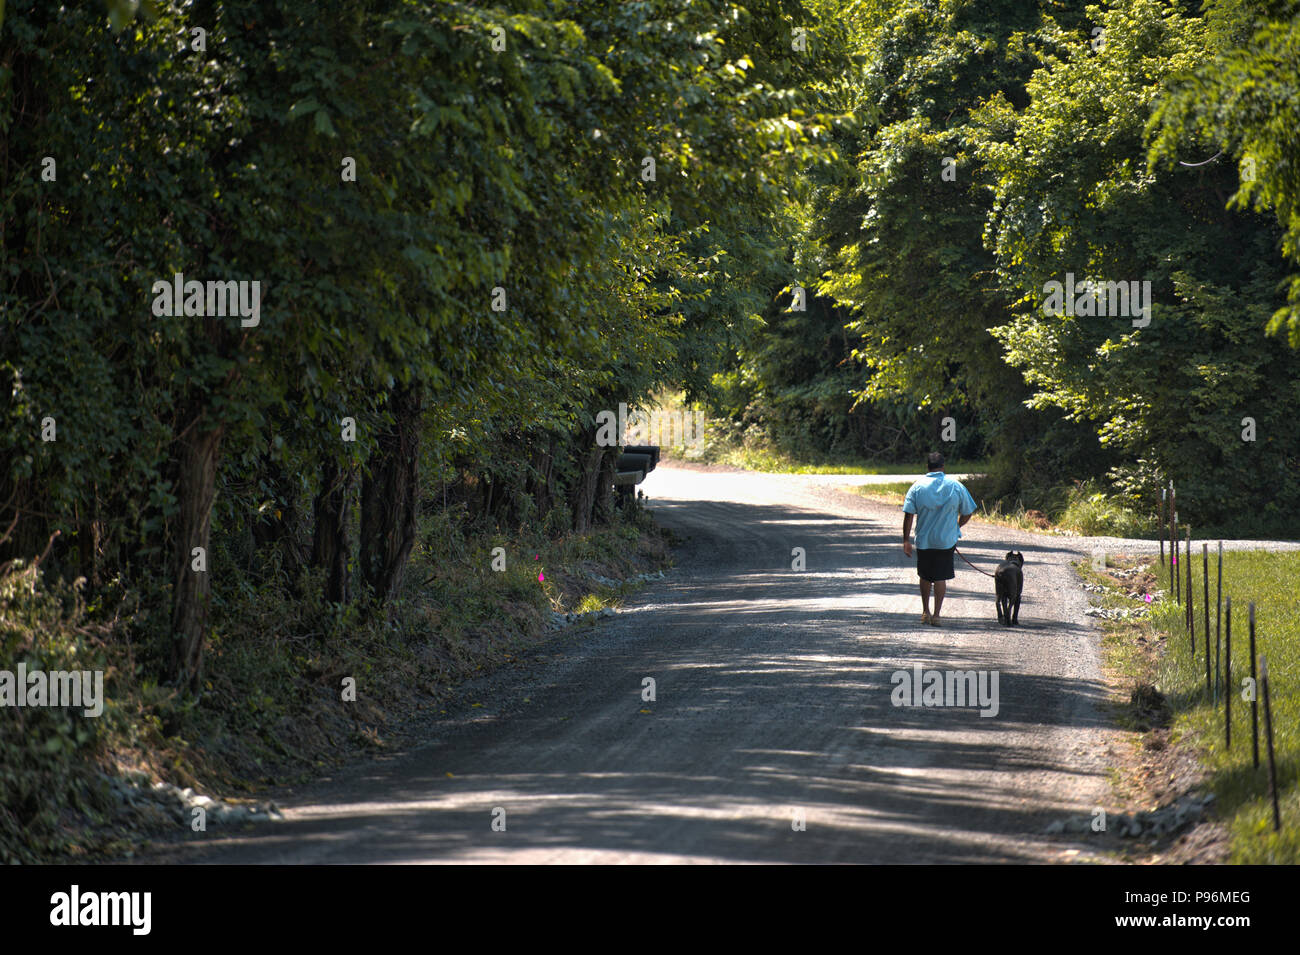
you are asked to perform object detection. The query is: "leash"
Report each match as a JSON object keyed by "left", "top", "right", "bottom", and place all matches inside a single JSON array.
[{"left": 955, "top": 548, "right": 996, "bottom": 578}]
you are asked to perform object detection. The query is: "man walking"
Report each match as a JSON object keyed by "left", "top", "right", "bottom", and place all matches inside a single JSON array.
[{"left": 902, "top": 451, "right": 976, "bottom": 626}]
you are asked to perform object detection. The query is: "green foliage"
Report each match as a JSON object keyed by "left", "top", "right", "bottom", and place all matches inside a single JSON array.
[
  {"left": 2, "top": 0, "right": 848, "bottom": 662},
  {"left": 0, "top": 566, "right": 120, "bottom": 862},
  {"left": 815, "top": 0, "right": 1076, "bottom": 408},
  {"left": 729, "top": 0, "right": 1101, "bottom": 483},
  {"left": 1149, "top": 0, "right": 1300, "bottom": 345},
  {"left": 975, "top": 0, "right": 1300, "bottom": 533},
  {"left": 729, "top": 0, "right": 1300, "bottom": 532},
  {"left": 6, "top": 0, "right": 1300, "bottom": 859},
  {"left": 1058, "top": 480, "right": 1155, "bottom": 538}
]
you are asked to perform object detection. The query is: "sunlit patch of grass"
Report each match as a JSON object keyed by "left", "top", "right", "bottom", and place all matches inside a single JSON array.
[
  {"left": 851, "top": 481, "right": 914, "bottom": 504},
  {"left": 574, "top": 593, "right": 608, "bottom": 614},
  {"left": 1058, "top": 481, "right": 1155, "bottom": 537},
  {"left": 665, "top": 428, "right": 989, "bottom": 476},
  {"left": 1153, "top": 550, "right": 1300, "bottom": 862},
  {"left": 976, "top": 499, "right": 1043, "bottom": 532}
]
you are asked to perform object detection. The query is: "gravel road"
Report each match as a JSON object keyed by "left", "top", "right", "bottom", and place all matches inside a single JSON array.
[{"left": 159, "top": 465, "right": 1296, "bottom": 864}]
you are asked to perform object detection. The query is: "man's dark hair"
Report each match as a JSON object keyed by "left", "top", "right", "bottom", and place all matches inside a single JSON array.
[{"left": 927, "top": 451, "right": 945, "bottom": 471}]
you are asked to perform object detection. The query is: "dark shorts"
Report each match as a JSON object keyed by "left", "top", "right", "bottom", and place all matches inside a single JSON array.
[{"left": 917, "top": 546, "right": 955, "bottom": 582}]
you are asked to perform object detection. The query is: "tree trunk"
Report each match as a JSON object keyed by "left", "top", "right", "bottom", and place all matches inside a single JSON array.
[
  {"left": 359, "top": 385, "right": 422, "bottom": 606},
  {"left": 593, "top": 444, "right": 616, "bottom": 525},
  {"left": 253, "top": 451, "right": 306, "bottom": 586},
  {"left": 311, "top": 457, "right": 353, "bottom": 604},
  {"left": 0, "top": 475, "right": 46, "bottom": 566},
  {"left": 75, "top": 511, "right": 107, "bottom": 590},
  {"left": 529, "top": 438, "right": 556, "bottom": 517},
  {"left": 569, "top": 425, "right": 603, "bottom": 534},
  {"left": 169, "top": 419, "right": 223, "bottom": 691},
  {"left": 479, "top": 472, "right": 495, "bottom": 522}
]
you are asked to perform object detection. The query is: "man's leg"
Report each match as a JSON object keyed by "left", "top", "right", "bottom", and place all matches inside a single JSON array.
[
  {"left": 919, "top": 578, "right": 932, "bottom": 620},
  {"left": 931, "top": 580, "right": 947, "bottom": 621}
]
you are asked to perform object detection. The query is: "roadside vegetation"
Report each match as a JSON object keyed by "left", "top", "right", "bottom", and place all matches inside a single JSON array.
[
  {"left": 698, "top": 0, "right": 1300, "bottom": 542},
  {"left": 0, "top": 500, "right": 669, "bottom": 863},
  {"left": 853, "top": 477, "right": 1155, "bottom": 539},
  {"left": 667, "top": 419, "right": 989, "bottom": 476},
  {"left": 1079, "top": 551, "right": 1300, "bottom": 863},
  {"left": 1157, "top": 550, "right": 1300, "bottom": 863},
  {"left": 1, "top": 0, "right": 833, "bottom": 861}
]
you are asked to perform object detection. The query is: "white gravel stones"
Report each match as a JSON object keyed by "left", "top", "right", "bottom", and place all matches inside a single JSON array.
[
  {"left": 1084, "top": 606, "right": 1150, "bottom": 620},
  {"left": 109, "top": 773, "right": 282, "bottom": 827},
  {"left": 1045, "top": 793, "right": 1215, "bottom": 839}
]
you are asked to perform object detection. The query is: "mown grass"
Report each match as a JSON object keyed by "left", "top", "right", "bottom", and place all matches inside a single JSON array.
[
  {"left": 1078, "top": 551, "right": 1300, "bottom": 863},
  {"left": 1151, "top": 549, "right": 1300, "bottom": 862}
]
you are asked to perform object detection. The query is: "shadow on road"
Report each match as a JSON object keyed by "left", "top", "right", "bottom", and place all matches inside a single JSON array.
[{"left": 164, "top": 485, "right": 1110, "bottom": 863}]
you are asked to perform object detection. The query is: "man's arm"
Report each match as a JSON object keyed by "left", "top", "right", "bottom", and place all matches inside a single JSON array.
[
  {"left": 902, "top": 512, "right": 914, "bottom": 557},
  {"left": 957, "top": 485, "right": 976, "bottom": 529}
]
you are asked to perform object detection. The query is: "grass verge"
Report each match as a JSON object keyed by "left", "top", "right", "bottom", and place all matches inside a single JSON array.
[
  {"left": 1080, "top": 549, "right": 1300, "bottom": 863},
  {"left": 1154, "top": 549, "right": 1300, "bottom": 862}
]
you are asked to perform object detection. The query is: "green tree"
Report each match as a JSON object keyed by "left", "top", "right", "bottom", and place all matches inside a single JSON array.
[
  {"left": 976, "top": 0, "right": 1300, "bottom": 532},
  {"left": 1149, "top": 0, "right": 1300, "bottom": 344}
]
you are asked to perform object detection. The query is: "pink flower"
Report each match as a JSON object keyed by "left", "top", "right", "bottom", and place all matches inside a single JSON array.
[
  {"left": 538, "top": 571, "right": 545, "bottom": 583},
  {"left": 1145, "top": 594, "right": 1153, "bottom": 603}
]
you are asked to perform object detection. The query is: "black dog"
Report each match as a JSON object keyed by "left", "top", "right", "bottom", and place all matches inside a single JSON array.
[{"left": 994, "top": 551, "right": 1024, "bottom": 626}]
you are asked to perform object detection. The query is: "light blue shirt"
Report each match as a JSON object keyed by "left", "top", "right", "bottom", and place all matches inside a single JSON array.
[{"left": 903, "top": 471, "right": 977, "bottom": 550}]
